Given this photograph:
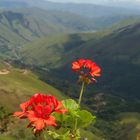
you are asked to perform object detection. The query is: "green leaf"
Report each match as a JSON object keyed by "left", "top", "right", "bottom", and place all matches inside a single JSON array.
[
  {"left": 59, "top": 130, "right": 70, "bottom": 140},
  {"left": 77, "top": 110, "right": 96, "bottom": 128},
  {"left": 47, "top": 130, "right": 60, "bottom": 139},
  {"left": 62, "top": 99, "right": 79, "bottom": 111}
]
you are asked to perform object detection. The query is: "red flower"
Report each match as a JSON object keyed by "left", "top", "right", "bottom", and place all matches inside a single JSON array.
[
  {"left": 72, "top": 58, "right": 101, "bottom": 83},
  {"left": 14, "top": 93, "right": 67, "bottom": 133},
  {"left": 13, "top": 101, "right": 30, "bottom": 119},
  {"left": 72, "top": 58, "right": 85, "bottom": 72}
]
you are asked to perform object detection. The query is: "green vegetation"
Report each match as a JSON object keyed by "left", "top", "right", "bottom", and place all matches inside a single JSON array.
[
  {"left": 0, "top": 8, "right": 99, "bottom": 59},
  {"left": 1, "top": 7, "right": 140, "bottom": 139},
  {"left": 0, "top": 62, "right": 64, "bottom": 139},
  {"left": 0, "top": 62, "right": 103, "bottom": 140},
  {"left": 0, "top": 8, "right": 97, "bottom": 43},
  {"left": 19, "top": 17, "right": 140, "bottom": 98},
  {"left": 16, "top": 18, "right": 140, "bottom": 139},
  {"left": 117, "top": 112, "right": 140, "bottom": 140}
]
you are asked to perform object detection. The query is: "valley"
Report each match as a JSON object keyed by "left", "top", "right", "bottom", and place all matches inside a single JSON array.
[{"left": 0, "top": 0, "right": 140, "bottom": 140}]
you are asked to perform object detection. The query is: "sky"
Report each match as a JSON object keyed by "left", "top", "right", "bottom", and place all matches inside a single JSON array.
[{"left": 47, "top": 0, "right": 140, "bottom": 4}]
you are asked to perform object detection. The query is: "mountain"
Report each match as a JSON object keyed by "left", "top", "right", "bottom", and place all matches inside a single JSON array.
[
  {"left": 0, "top": 8, "right": 101, "bottom": 59},
  {"left": 0, "top": 8, "right": 96, "bottom": 41},
  {"left": 0, "top": 0, "right": 140, "bottom": 18},
  {"left": 20, "top": 17, "right": 140, "bottom": 99},
  {"left": 95, "top": 0, "right": 140, "bottom": 10},
  {"left": 1, "top": 2, "right": 140, "bottom": 139},
  {"left": 19, "top": 33, "right": 91, "bottom": 68},
  {"left": 0, "top": 60, "right": 104, "bottom": 140},
  {"left": 0, "top": 10, "right": 140, "bottom": 140},
  {"left": 15, "top": 17, "right": 140, "bottom": 139},
  {"left": 1, "top": 0, "right": 140, "bottom": 31}
]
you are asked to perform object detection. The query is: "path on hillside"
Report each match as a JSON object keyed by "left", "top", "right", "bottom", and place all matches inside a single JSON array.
[{"left": 0, "top": 69, "right": 10, "bottom": 75}]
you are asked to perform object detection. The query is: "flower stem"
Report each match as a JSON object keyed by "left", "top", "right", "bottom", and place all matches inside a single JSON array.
[
  {"left": 74, "top": 82, "right": 85, "bottom": 132},
  {"left": 78, "top": 81, "right": 85, "bottom": 105}
]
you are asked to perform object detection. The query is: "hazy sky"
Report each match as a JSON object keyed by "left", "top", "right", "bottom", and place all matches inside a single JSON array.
[{"left": 47, "top": 0, "right": 140, "bottom": 4}]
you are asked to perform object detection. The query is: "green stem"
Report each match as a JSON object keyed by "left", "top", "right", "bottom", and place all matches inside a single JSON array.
[
  {"left": 74, "top": 82, "right": 85, "bottom": 132},
  {"left": 78, "top": 82, "right": 85, "bottom": 105}
]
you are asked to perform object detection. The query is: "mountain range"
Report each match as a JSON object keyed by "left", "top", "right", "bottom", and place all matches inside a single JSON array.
[
  {"left": 0, "top": 1, "right": 140, "bottom": 140},
  {"left": 15, "top": 17, "right": 140, "bottom": 140},
  {"left": 0, "top": 8, "right": 99, "bottom": 59},
  {"left": 0, "top": 0, "right": 140, "bottom": 18},
  {"left": 19, "top": 17, "right": 140, "bottom": 99}
]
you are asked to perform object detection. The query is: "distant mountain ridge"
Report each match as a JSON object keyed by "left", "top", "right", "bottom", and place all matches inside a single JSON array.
[
  {"left": 0, "top": 0, "right": 140, "bottom": 18},
  {"left": 1, "top": 0, "right": 140, "bottom": 32},
  {"left": 0, "top": 8, "right": 99, "bottom": 59}
]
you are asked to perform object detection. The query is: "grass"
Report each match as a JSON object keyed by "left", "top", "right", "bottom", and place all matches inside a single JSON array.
[
  {"left": 0, "top": 63, "right": 65, "bottom": 139},
  {"left": 0, "top": 63, "right": 103, "bottom": 140},
  {"left": 0, "top": 136, "right": 15, "bottom": 140},
  {"left": 80, "top": 129, "right": 103, "bottom": 140},
  {"left": 0, "top": 64, "right": 65, "bottom": 112},
  {"left": 118, "top": 112, "right": 140, "bottom": 140}
]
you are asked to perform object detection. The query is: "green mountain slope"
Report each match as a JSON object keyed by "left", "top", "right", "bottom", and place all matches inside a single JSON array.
[
  {"left": 20, "top": 18, "right": 140, "bottom": 98},
  {"left": 1, "top": 14, "right": 140, "bottom": 140},
  {"left": 20, "top": 33, "right": 91, "bottom": 68},
  {"left": 0, "top": 61, "right": 65, "bottom": 111},
  {"left": 0, "top": 8, "right": 97, "bottom": 41},
  {"left": 18, "top": 20, "right": 140, "bottom": 139},
  {"left": 0, "top": 8, "right": 100, "bottom": 59},
  {"left": 0, "top": 61, "right": 64, "bottom": 139},
  {"left": 0, "top": 61, "right": 103, "bottom": 140},
  {"left": 1, "top": 0, "right": 140, "bottom": 30}
]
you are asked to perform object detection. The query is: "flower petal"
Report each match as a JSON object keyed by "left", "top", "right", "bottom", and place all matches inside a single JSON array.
[
  {"left": 34, "top": 119, "right": 45, "bottom": 130},
  {"left": 72, "top": 62, "right": 81, "bottom": 71},
  {"left": 55, "top": 108, "right": 68, "bottom": 114},
  {"left": 27, "top": 111, "right": 38, "bottom": 122},
  {"left": 20, "top": 101, "right": 30, "bottom": 111},
  {"left": 44, "top": 116, "right": 57, "bottom": 126},
  {"left": 13, "top": 111, "right": 27, "bottom": 118}
]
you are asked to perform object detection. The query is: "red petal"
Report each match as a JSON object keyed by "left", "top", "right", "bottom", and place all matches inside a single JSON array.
[
  {"left": 84, "top": 59, "right": 93, "bottom": 68},
  {"left": 20, "top": 101, "right": 30, "bottom": 111},
  {"left": 44, "top": 105, "right": 52, "bottom": 115},
  {"left": 34, "top": 119, "right": 45, "bottom": 130},
  {"left": 54, "top": 101, "right": 62, "bottom": 110},
  {"left": 72, "top": 62, "right": 80, "bottom": 71},
  {"left": 90, "top": 66, "right": 101, "bottom": 76},
  {"left": 78, "top": 59, "right": 86, "bottom": 67},
  {"left": 27, "top": 111, "right": 38, "bottom": 122},
  {"left": 55, "top": 108, "right": 68, "bottom": 114},
  {"left": 13, "top": 111, "right": 27, "bottom": 119},
  {"left": 44, "top": 116, "right": 57, "bottom": 126}
]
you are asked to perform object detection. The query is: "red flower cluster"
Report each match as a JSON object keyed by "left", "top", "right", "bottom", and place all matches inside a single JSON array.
[
  {"left": 72, "top": 58, "right": 101, "bottom": 83},
  {"left": 14, "top": 93, "right": 67, "bottom": 133}
]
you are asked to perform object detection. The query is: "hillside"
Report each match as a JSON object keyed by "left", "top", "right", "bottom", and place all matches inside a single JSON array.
[
  {"left": 65, "top": 21, "right": 140, "bottom": 99},
  {"left": 0, "top": 6, "right": 140, "bottom": 139},
  {"left": 0, "top": 61, "right": 64, "bottom": 139},
  {"left": 0, "top": 61, "right": 139, "bottom": 140},
  {"left": 1, "top": 0, "right": 140, "bottom": 30},
  {"left": 20, "top": 33, "right": 92, "bottom": 68},
  {"left": 0, "top": 8, "right": 96, "bottom": 41},
  {"left": 13, "top": 21, "right": 140, "bottom": 139},
  {"left": 0, "top": 61, "right": 104, "bottom": 140},
  {"left": 20, "top": 18, "right": 140, "bottom": 98},
  {"left": 0, "top": 8, "right": 100, "bottom": 59},
  {"left": 1, "top": 0, "right": 140, "bottom": 18}
]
